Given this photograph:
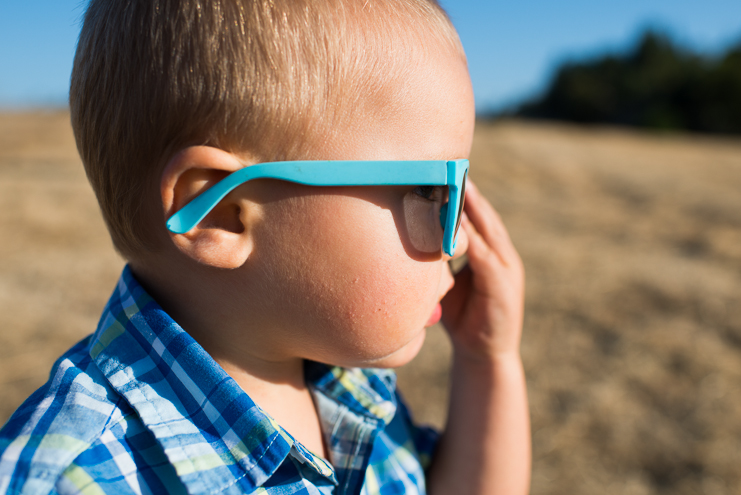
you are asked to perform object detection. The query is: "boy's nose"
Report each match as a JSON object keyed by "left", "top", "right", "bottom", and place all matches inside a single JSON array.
[{"left": 445, "top": 213, "right": 469, "bottom": 261}]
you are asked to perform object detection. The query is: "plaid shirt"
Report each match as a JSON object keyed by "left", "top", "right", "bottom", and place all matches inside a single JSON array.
[{"left": 0, "top": 267, "right": 437, "bottom": 495}]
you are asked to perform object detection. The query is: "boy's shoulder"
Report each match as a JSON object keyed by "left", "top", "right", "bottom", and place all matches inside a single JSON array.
[
  {"left": 0, "top": 335, "right": 126, "bottom": 494},
  {"left": 0, "top": 268, "right": 195, "bottom": 494},
  {"left": 0, "top": 267, "right": 438, "bottom": 494}
]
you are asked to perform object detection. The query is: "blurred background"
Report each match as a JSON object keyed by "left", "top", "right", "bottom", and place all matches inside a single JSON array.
[{"left": 2, "top": 1, "right": 741, "bottom": 494}]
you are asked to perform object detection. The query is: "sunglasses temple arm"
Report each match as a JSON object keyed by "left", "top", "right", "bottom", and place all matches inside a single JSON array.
[{"left": 167, "top": 161, "right": 452, "bottom": 234}]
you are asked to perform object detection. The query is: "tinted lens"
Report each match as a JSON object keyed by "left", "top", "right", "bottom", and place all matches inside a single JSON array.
[
  {"left": 453, "top": 170, "right": 467, "bottom": 239},
  {"left": 403, "top": 189, "right": 445, "bottom": 255}
]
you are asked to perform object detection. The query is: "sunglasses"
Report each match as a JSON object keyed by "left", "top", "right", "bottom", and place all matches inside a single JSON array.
[{"left": 167, "top": 159, "right": 469, "bottom": 256}]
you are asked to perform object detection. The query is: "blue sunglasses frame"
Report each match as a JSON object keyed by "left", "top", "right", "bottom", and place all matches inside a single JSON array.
[{"left": 167, "top": 159, "right": 469, "bottom": 256}]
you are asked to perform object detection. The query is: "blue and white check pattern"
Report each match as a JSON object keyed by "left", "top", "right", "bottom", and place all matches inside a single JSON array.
[{"left": 0, "top": 267, "right": 438, "bottom": 495}]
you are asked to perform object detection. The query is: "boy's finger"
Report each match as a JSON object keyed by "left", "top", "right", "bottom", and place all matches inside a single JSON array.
[
  {"left": 462, "top": 214, "right": 508, "bottom": 285},
  {"left": 463, "top": 181, "right": 518, "bottom": 262},
  {"left": 464, "top": 181, "right": 508, "bottom": 243},
  {"left": 441, "top": 262, "right": 471, "bottom": 326}
]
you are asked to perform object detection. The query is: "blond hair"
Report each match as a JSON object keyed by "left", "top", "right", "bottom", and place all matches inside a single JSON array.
[{"left": 70, "top": 0, "right": 463, "bottom": 259}]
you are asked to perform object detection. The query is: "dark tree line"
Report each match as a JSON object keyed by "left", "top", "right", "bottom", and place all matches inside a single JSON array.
[{"left": 511, "top": 31, "right": 741, "bottom": 135}]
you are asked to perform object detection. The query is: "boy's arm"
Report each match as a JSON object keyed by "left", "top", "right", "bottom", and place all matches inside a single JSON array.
[{"left": 427, "top": 181, "right": 531, "bottom": 495}]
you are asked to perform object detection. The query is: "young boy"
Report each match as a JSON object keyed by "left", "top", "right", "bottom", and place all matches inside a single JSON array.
[{"left": 0, "top": 0, "right": 530, "bottom": 493}]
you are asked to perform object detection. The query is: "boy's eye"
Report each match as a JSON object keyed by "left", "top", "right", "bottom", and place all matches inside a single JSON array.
[{"left": 413, "top": 185, "right": 439, "bottom": 201}]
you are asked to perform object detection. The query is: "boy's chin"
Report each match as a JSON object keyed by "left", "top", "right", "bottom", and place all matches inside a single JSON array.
[{"left": 363, "top": 328, "right": 428, "bottom": 369}]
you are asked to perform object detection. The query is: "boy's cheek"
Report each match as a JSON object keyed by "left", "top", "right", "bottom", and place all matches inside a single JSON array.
[{"left": 252, "top": 192, "right": 444, "bottom": 363}]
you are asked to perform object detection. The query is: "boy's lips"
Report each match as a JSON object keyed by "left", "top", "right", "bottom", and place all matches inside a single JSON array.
[
  {"left": 426, "top": 303, "right": 442, "bottom": 327},
  {"left": 426, "top": 278, "right": 453, "bottom": 327}
]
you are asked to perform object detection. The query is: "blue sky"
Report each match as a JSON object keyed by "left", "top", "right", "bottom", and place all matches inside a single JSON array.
[{"left": 1, "top": 0, "right": 740, "bottom": 112}]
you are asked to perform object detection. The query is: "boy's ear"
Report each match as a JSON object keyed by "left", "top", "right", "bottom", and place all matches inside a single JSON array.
[{"left": 161, "top": 146, "right": 256, "bottom": 269}]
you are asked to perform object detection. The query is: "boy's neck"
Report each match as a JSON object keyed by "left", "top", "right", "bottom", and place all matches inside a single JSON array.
[
  {"left": 219, "top": 356, "right": 328, "bottom": 460},
  {"left": 216, "top": 354, "right": 307, "bottom": 393},
  {"left": 130, "top": 262, "right": 329, "bottom": 459}
]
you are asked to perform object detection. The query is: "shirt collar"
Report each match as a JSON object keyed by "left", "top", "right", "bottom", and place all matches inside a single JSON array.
[
  {"left": 90, "top": 266, "right": 314, "bottom": 493},
  {"left": 89, "top": 266, "right": 396, "bottom": 494},
  {"left": 306, "top": 363, "right": 397, "bottom": 427}
]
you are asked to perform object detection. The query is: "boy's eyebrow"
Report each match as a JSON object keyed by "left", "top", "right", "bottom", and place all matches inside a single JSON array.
[{"left": 422, "top": 153, "right": 461, "bottom": 161}]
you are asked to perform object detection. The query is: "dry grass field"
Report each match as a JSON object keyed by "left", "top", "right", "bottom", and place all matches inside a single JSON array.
[{"left": 1, "top": 111, "right": 741, "bottom": 494}]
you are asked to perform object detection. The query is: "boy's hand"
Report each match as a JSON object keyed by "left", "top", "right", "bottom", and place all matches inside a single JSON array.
[
  {"left": 441, "top": 179, "right": 525, "bottom": 363},
  {"left": 429, "top": 179, "right": 530, "bottom": 495}
]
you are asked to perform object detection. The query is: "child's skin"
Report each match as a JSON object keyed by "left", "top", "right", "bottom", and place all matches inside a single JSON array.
[{"left": 132, "top": 23, "right": 530, "bottom": 495}]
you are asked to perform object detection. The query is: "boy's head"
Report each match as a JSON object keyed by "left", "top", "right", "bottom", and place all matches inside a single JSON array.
[
  {"left": 70, "top": 0, "right": 465, "bottom": 260},
  {"left": 71, "top": 0, "right": 475, "bottom": 369}
]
